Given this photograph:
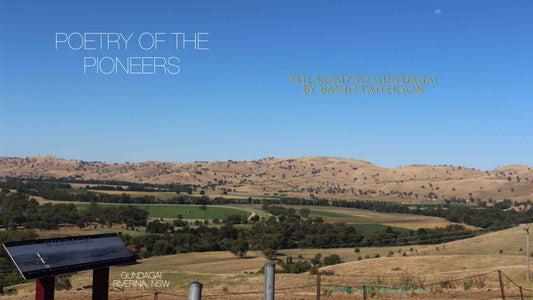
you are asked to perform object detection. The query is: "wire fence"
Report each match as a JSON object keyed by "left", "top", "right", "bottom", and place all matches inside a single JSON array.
[{"left": 111, "top": 268, "right": 533, "bottom": 300}]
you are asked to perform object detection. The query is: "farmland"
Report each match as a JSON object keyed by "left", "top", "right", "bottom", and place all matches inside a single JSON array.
[{"left": 72, "top": 203, "right": 257, "bottom": 220}]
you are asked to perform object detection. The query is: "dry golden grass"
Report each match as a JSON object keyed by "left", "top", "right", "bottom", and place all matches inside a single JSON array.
[
  {"left": 1, "top": 156, "right": 531, "bottom": 203},
  {"left": 304, "top": 206, "right": 479, "bottom": 230},
  {"left": 4, "top": 224, "right": 532, "bottom": 300},
  {"left": 321, "top": 225, "right": 532, "bottom": 286}
]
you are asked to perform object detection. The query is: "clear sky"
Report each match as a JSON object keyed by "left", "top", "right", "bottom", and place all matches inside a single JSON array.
[{"left": 0, "top": 0, "right": 531, "bottom": 170}]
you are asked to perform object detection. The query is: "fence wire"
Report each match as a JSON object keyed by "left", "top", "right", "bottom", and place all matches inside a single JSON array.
[{"left": 90, "top": 269, "right": 533, "bottom": 299}]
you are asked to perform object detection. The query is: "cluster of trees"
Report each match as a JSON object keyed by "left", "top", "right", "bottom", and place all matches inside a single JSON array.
[
  {"left": 279, "top": 253, "right": 341, "bottom": 274},
  {"left": 120, "top": 220, "right": 365, "bottom": 259},
  {"left": 0, "top": 192, "right": 148, "bottom": 230},
  {"left": 261, "top": 204, "right": 311, "bottom": 218},
  {"left": 1, "top": 179, "right": 238, "bottom": 205},
  {"left": 412, "top": 206, "right": 533, "bottom": 229},
  {"left": 123, "top": 216, "right": 473, "bottom": 261},
  {"left": 310, "top": 253, "right": 342, "bottom": 267},
  {"left": 363, "top": 225, "right": 474, "bottom": 247},
  {"left": 85, "top": 185, "right": 161, "bottom": 192},
  {"left": 0, "top": 177, "right": 196, "bottom": 194}
]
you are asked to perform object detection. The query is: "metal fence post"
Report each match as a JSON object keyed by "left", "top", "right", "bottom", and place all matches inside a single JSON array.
[
  {"left": 316, "top": 272, "right": 321, "bottom": 300},
  {"left": 188, "top": 281, "right": 203, "bottom": 300},
  {"left": 264, "top": 261, "right": 275, "bottom": 300},
  {"left": 498, "top": 270, "right": 506, "bottom": 300}
]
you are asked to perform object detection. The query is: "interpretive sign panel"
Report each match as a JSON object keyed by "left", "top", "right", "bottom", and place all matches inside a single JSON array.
[{"left": 3, "top": 233, "right": 135, "bottom": 279}]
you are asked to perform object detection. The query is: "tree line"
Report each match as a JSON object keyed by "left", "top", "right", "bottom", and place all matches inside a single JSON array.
[
  {"left": 0, "top": 192, "right": 148, "bottom": 230},
  {"left": 0, "top": 177, "right": 196, "bottom": 194}
]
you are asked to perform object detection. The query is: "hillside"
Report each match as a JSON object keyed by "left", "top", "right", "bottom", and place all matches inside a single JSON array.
[
  {"left": 0, "top": 156, "right": 532, "bottom": 203},
  {"left": 320, "top": 225, "right": 530, "bottom": 289},
  {"left": 4, "top": 226, "right": 531, "bottom": 299}
]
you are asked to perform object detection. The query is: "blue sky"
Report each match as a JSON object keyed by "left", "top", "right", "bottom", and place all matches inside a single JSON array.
[{"left": 0, "top": 0, "right": 531, "bottom": 170}]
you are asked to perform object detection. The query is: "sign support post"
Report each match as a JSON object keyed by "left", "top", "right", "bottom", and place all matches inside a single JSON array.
[
  {"left": 93, "top": 267, "right": 110, "bottom": 300},
  {"left": 35, "top": 276, "right": 55, "bottom": 300}
]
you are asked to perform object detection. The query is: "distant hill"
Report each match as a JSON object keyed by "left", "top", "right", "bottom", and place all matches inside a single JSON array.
[{"left": 0, "top": 156, "right": 531, "bottom": 203}]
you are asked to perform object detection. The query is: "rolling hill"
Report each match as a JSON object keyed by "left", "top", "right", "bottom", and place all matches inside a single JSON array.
[{"left": 0, "top": 156, "right": 531, "bottom": 203}]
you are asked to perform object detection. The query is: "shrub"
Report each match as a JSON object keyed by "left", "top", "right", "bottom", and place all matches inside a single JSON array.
[
  {"left": 311, "top": 253, "right": 322, "bottom": 266},
  {"left": 440, "top": 275, "right": 457, "bottom": 289},
  {"left": 55, "top": 275, "right": 72, "bottom": 291},
  {"left": 474, "top": 276, "right": 486, "bottom": 288},
  {"left": 282, "top": 261, "right": 311, "bottom": 274},
  {"left": 396, "top": 272, "right": 425, "bottom": 289},
  {"left": 324, "top": 254, "right": 342, "bottom": 266},
  {"left": 463, "top": 278, "right": 474, "bottom": 290}
]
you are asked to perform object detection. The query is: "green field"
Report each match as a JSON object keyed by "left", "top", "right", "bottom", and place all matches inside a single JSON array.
[
  {"left": 352, "top": 224, "right": 411, "bottom": 236},
  {"left": 75, "top": 203, "right": 252, "bottom": 219}
]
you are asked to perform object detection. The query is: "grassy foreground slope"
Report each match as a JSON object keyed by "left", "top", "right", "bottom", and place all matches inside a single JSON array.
[
  {"left": 2, "top": 225, "right": 531, "bottom": 299},
  {"left": 322, "top": 225, "right": 529, "bottom": 283}
]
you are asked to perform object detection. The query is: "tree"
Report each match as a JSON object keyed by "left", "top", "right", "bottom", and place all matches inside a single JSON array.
[
  {"left": 230, "top": 239, "right": 249, "bottom": 258},
  {"left": 311, "top": 253, "right": 322, "bottom": 266},
  {"left": 324, "top": 254, "right": 342, "bottom": 266},
  {"left": 199, "top": 205, "right": 207, "bottom": 212},
  {"left": 262, "top": 248, "right": 277, "bottom": 260},
  {"left": 299, "top": 208, "right": 311, "bottom": 218},
  {"left": 260, "top": 233, "right": 280, "bottom": 259},
  {"left": 223, "top": 214, "right": 245, "bottom": 225},
  {"left": 152, "top": 240, "right": 174, "bottom": 256},
  {"left": 265, "top": 216, "right": 277, "bottom": 225}
]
